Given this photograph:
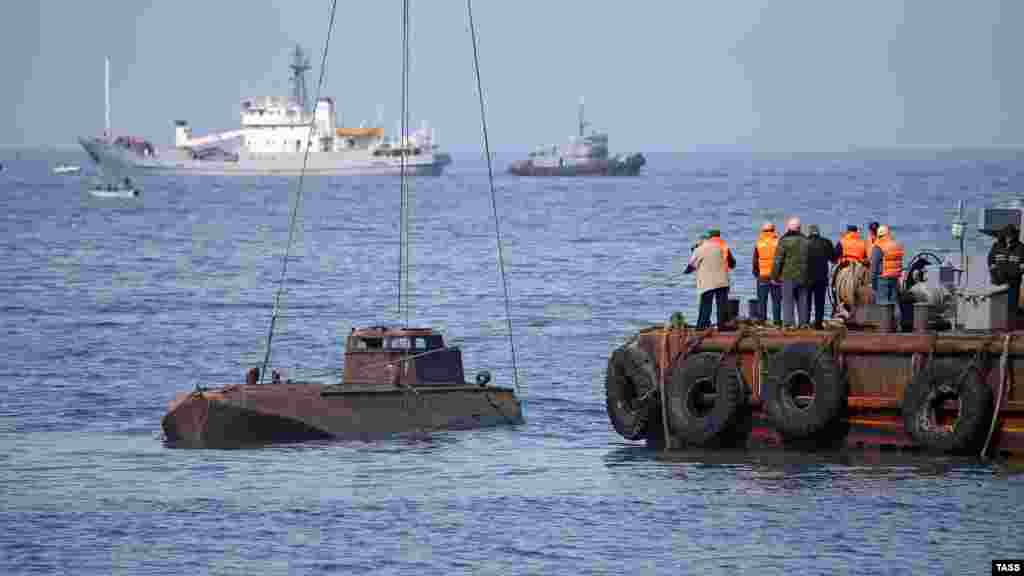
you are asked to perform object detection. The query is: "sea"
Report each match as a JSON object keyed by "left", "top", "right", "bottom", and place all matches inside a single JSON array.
[{"left": 2, "top": 148, "right": 1022, "bottom": 575}]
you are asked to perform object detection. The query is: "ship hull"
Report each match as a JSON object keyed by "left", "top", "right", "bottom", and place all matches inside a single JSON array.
[
  {"left": 162, "top": 382, "right": 523, "bottom": 448},
  {"left": 623, "top": 327, "right": 1024, "bottom": 458},
  {"left": 508, "top": 153, "right": 645, "bottom": 177},
  {"left": 79, "top": 137, "right": 452, "bottom": 177}
]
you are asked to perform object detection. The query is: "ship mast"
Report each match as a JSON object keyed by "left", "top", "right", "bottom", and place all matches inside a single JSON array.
[
  {"left": 104, "top": 57, "right": 111, "bottom": 137},
  {"left": 578, "top": 96, "right": 588, "bottom": 138},
  {"left": 289, "top": 45, "right": 312, "bottom": 115}
]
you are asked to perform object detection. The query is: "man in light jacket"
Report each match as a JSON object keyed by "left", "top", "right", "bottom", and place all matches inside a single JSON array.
[{"left": 685, "top": 229, "right": 735, "bottom": 330}]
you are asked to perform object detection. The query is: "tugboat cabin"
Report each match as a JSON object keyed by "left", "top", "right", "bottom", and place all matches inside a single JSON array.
[{"left": 343, "top": 326, "right": 466, "bottom": 387}]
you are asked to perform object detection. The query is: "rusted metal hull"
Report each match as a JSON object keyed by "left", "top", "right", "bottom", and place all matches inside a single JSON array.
[
  {"left": 162, "top": 382, "right": 523, "bottom": 448},
  {"left": 628, "top": 327, "right": 1024, "bottom": 457}
]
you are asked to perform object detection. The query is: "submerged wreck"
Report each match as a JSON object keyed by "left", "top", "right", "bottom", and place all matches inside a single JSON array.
[
  {"left": 606, "top": 202, "right": 1024, "bottom": 458},
  {"left": 163, "top": 326, "right": 523, "bottom": 448}
]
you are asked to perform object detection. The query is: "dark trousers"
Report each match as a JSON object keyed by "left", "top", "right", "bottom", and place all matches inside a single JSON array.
[
  {"left": 809, "top": 280, "right": 827, "bottom": 328},
  {"left": 1008, "top": 281, "right": 1020, "bottom": 330},
  {"left": 697, "top": 287, "right": 729, "bottom": 329},
  {"left": 782, "top": 280, "right": 809, "bottom": 327},
  {"left": 757, "top": 279, "right": 782, "bottom": 324}
]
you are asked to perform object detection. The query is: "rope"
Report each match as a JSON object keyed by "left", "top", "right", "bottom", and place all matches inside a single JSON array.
[
  {"left": 467, "top": 0, "right": 520, "bottom": 395},
  {"left": 259, "top": 0, "right": 340, "bottom": 383},
  {"left": 981, "top": 333, "right": 1011, "bottom": 459},
  {"left": 811, "top": 325, "right": 847, "bottom": 368},
  {"left": 398, "top": 0, "right": 412, "bottom": 326}
]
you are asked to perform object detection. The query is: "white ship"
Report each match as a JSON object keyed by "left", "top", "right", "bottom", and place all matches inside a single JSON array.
[{"left": 79, "top": 47, "right": 451, "bottom": 177}]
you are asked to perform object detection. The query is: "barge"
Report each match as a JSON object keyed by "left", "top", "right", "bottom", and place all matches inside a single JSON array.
[
  {"left": 163, "top": 326, "right": 523, "bottom": 448},
  {"left": 606, "top": 202, "right": 1024, "bottom": 458}
]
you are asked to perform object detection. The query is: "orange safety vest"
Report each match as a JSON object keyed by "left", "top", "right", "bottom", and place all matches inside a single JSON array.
[
  {"left": 838, "top": 232, "right": 867, "bottom": 265},
  {"left": 707, "top": 236, "right": 732, "bottom": 269},
  {"left": 754, "top": 232, "right": 778, "bottom": 279},
  {"left": 876, "top": 237, "right": 904, "bottom": 278}
]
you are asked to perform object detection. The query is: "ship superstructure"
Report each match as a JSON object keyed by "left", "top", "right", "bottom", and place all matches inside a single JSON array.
[{"left": 79, "top": 46, "right": 451, "bottom": 177}]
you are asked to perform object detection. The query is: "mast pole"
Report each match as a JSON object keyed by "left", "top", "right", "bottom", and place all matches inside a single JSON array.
[
  {"left": 105, "top": 57, "right": 110, "bottom": 137},
  {"left": 578, "top": 96, "right": 584, "bottom": 138}
]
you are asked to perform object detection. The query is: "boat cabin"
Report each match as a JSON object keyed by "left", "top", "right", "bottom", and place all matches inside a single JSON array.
[{"left": 343, "top": 326, "right": 466, "bottom": 387}]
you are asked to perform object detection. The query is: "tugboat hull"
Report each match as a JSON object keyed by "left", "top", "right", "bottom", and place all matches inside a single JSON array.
[
  {"left": 508, "top": 153, "right": 645, "bottom": 177},
  {"left": 163, "top": 382, "right": 523, "bottom": 448}
]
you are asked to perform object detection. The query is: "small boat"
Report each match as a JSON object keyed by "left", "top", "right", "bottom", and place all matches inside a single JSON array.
[
  {"left": 509, "top": 98, "right": 645, "bottom": 177},
  {"left": 89, "top": 185, "right": 139, "bottom": 198},
  {"left": 53, "top": 163, "right": 82, "bottom": 175},
  {"left": 88, "top": 177, "right": 140, "bottom": 198}
]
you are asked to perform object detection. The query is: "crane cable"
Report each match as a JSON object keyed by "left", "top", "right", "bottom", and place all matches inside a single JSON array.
[
  {"left": 260, "top": 0, "right": 340, "bottom": 383},
  {"left": 467, "top": 0, "right": 520, "bottom": 394},
  {"left": 398, "top": 0, "right": 411, "bottom": 325}
]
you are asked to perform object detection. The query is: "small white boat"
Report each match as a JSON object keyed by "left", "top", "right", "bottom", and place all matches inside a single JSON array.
[
  {"left": 53, "top": 164, "right": 82, "bottom": 175},
  {"left": 88, "top": 176, "right": 140, "bottom": 198},
  {"left": 89, "top": 185, "right": 139, "bottom": 198}
]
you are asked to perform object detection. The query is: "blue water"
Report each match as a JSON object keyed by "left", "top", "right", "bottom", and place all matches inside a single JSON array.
[{"left": 2, "top": 149, "right": 1023, "bottom": 574}]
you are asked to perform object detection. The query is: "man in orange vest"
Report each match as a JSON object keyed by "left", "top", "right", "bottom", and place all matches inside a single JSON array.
[
  {"left": 834, "top": 225, "right": 868, "bottom": 266},
  {"left": 752, "top": 222, "right": 781, "bottom": 324},
  {"left": 870, "top": 225, "right": 904, "bottom": 307}
]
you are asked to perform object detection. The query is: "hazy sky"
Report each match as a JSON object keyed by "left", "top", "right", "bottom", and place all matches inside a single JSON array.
[{"left": 3, "top": 1, "right": 1021, "bottom": 152}]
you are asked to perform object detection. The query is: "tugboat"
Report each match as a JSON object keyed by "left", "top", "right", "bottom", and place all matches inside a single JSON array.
[
  {"left": 508, "top": 98, "right": 645, "bottom": 177},
  {"left": 606, "top": 200, "right": 1024, "bottom": 458},
  {"left": 162, "top": 326, "right": 522, "bottom": 447}
]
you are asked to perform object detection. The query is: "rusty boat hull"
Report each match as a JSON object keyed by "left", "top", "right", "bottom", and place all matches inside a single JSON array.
[
  {"left": 163, "top": 382, "right": 523, "bottom": 448},
  {"left": 609, "top": 326, "right": 1024, "bottom": 458}
]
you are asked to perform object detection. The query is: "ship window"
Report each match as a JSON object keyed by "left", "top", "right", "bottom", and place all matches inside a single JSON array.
[
  {"left": 386, "top": 337, "right": 411, "bottom": 350},
  {"left": 413, "top": 337, "right": 427, "bottom": 349},
  {"left": 425, "top": 336, "right": 443, "bottom": 350},
  {"left": 358, "top": 337, "right": 383, "bottom": 349}
]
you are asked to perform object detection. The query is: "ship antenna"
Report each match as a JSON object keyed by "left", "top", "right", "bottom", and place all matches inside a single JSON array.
[
  {"left": 467, "top": 0, "right": 520, "bottom": 395},
  {"left": 259, "top": 0, "right": 339, "bottom": 383}
]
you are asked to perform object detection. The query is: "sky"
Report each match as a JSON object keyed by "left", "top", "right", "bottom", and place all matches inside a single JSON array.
[{"left": 2, "top": 0, "right": 1021, "bottom": 152}]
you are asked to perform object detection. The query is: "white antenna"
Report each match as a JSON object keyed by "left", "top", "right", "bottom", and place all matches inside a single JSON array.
[{"left": 104, "top": 57, "right": 111, "bottom": 137}]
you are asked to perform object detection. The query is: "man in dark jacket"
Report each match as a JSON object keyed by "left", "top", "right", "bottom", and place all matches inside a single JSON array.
[
  {"left": 988, "top": 223, "right": 1024, "bottom": 328},
  {"left": 771, "top": 217, "right": 810, "bottom": 327},
  {"left": 804, "top": 224, "right": 836, "bottom": 329}
]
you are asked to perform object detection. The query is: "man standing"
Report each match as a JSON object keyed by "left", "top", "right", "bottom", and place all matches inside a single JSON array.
[
  {"left": 870, "top": 225, "right": 904, "bottom": 307},
  {"left": 805, "top": 224, "right": 836, "bottom": 329},
  {"left": 771, "top": 217, "right": 810, "bottom": 327},
  {"left": 752, "top": 222, "right": 781, "bottom": 324},
  {"left": 867, "top": 221, "right": 880, "bottom": 253},
  {"left": 835, "top": 224, "right": 868, "bottom": 266},
  {"left": 988, "top": 223, "right": 1024, "bottom": 328},
  {"left": 686, "top": 229, "right": 735, "bottom": 330}
]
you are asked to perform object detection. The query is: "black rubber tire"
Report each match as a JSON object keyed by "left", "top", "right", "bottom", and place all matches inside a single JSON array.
[
  {"left": 902, "top": 358, "right": 993, "bottom": 454},
  {"left": 664, "top": 352, "right": 744, "bottom": 446},
  {"left": 763, "top": 342, "right": 847, "bottom": 440},
  {"left": 605, "top": 342, "right": 657, "bottom": 440}
]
